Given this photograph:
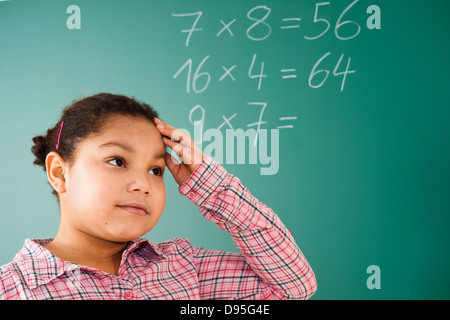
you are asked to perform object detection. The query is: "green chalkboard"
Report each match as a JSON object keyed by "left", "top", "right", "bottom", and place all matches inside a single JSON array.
[{"left": 1, "top": 0, "right": 449, "bottom": 300}]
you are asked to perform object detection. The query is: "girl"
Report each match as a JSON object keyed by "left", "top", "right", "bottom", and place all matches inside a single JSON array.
[{"left": 0, "top": 93, "right": 316, "bottom": 300}]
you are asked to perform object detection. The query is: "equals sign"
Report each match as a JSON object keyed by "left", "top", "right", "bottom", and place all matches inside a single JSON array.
[
  {"left": 281, "top": 69, "right": 297, "bottom": 79},
  {"left": 277, "top": 116, "right": 297, "bottom": 129},
  {"left": 281, "top": 18, "right": 301, "bottom": 29}
]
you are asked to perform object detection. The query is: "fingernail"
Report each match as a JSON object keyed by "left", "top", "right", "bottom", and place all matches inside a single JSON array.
[{"left": 157, "top": 124, "right": 164, "bottom": 129}]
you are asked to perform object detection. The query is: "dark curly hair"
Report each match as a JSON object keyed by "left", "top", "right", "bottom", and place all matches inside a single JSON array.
[{"left": 31, "top": 93, "right": 159, "bottom": 197}]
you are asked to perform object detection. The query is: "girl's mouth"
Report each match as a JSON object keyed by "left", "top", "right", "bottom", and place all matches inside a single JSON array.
[{"left": 117, "top": 203, "right": 149, "bottom": 216}]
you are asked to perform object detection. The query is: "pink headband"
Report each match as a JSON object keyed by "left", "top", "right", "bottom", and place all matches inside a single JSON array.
[{"left": 56, "top": 121, "right": 64, "bottom": 150}]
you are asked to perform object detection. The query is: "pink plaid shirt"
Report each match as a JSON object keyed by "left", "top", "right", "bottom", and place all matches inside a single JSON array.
[{"left": 0, "top": 155, "right": 316, "bottom": 300}]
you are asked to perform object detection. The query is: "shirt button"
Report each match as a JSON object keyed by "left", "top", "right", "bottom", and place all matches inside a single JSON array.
[
  {"left": 188, "top": 191, "right": 196, "bottom": 199},
  {"left": 124, "top": 292, "right": 134, "bottom": 300}
]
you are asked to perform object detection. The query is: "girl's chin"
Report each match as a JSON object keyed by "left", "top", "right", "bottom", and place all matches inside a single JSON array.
[{"left": 99, "top": 225, "right": 154, "bottom": 243}]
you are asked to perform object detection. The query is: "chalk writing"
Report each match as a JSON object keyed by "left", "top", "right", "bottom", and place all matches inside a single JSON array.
[{"left": 170, "top": 0, "right": 381, "bottom": 174}]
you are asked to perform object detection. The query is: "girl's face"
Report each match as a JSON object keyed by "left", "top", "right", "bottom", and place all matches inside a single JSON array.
[{"left": 60, "top": 115, "right": 167, "bottom": 242}]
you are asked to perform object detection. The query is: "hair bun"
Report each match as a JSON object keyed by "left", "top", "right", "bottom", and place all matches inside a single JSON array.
[{"left": 31, "top": 131, "right": 52, "bottom": 170}]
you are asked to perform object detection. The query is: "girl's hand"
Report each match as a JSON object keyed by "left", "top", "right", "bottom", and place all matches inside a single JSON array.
[{"left": 153, "top": 118, "right": 204, "bottom": 186}]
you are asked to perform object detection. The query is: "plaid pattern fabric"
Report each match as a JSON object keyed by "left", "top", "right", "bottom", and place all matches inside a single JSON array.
[{"left": 0, "top": 154, "right": 316, "bottom": 300}]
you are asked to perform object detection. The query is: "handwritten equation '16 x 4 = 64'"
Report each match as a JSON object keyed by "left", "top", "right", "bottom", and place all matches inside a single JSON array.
[{"left": 173, "top": 52, "right": 355, "bottom": 93}]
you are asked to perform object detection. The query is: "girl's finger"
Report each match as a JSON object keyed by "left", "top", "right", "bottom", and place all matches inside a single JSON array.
[
  {"left": 155, "top": 124, "right": 177, "bottom": 141},
  {"left": 154, "top": 119, "right": 196, "bottom": 148},
  {"left": 163, "top": 136, "right": 200, "bottom": 166},
  {"left": 154, "top": 118, "right": 177, "bottom": 131},
  {"left": 158, "top": 127, "right": 194, "bottom": 150},
  {"left": 165, "top": 151, "right": 181, "bottom": 171},
  {"left": 157, "top": 119, "right": 204, "bottom": 167},
  {"left": 163, "top": 137, "right": 185, "bottom": 159},
  {"left": 155, "top": 120, "right": 182, "bottom": 140},
  {"left": 162, "top": 135, "right": 178, "bottom": 149}
]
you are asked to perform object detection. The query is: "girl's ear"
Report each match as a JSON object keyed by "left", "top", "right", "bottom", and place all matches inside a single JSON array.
[{"left": 45, "top": 152, "right": 67, "bottom": 195}]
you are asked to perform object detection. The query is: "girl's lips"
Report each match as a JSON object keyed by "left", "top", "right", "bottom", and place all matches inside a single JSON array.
[{"left": 117, "top": 204, "right": 148, "bottom": 216}]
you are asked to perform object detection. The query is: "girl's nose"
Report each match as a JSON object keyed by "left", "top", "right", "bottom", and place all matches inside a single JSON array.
[
  {"left": 128, "top": 173, "right": 152, "bottom": 197},
  {"left": 132, "top": 187, "right": 150, "bottom": 197}
]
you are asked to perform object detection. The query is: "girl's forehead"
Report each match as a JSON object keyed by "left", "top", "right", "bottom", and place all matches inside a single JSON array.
[
  {"left": 97, "top": 116, "right": 159, "bottom": 139},
  {"left": 102, "top": 115, "right": 155, "bottom": 130},
  {"left": 80, "top": 115, "right": 164, "bottom": 152}
]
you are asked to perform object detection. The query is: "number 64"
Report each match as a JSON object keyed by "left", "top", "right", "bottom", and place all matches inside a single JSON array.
[{"left": 309, "top": 52, "right": 355, "bottom": 92}]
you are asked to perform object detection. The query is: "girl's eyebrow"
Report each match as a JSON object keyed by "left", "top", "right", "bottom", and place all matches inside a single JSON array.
[
  {"left": 98, "top": 141, "right": 166, "bottom": 160},
  {"left": 99, "top": 141, "right": 134, "bottom": 153}
]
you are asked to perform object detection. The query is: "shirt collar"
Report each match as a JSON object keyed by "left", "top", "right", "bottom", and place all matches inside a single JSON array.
[
  {"left": 14, "top": 238, "right": 165, "bottom": 289},
  {"left": 122, "top": 238, "right": 167, "bottom": 261}
]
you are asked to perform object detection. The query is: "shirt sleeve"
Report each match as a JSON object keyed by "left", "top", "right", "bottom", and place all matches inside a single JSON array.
[{"left": 178, "top": 154, "right": 317, "bottom": 300}]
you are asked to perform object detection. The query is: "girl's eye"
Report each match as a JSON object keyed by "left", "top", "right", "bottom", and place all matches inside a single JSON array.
[
  {"left": 109, "top": 157, "right": 125, "bottom": 168},
  {"left": 149, "top": 168, "right": 163, "bottom": 176}
]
